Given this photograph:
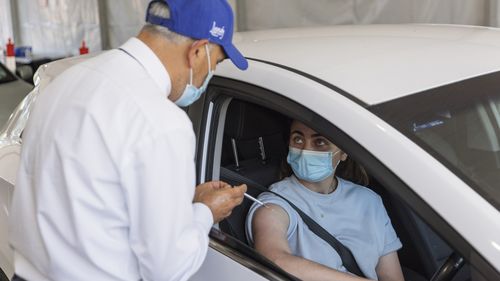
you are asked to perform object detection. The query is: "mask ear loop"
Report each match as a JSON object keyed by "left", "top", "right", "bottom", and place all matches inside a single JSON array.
[
  {"left": 330, "top": 150, "right": 342, "bottom": 192},
  {"left": 188, "top": 41, "right": 197, "bottom": 86},
  {"left": 332, "top": 150, "right": 342, "bottom": 172},
  {"left": 188, "top": 43, "right": 212, "bottom": 86},
  {"left": 205, "top": 44, "right": 212, "bottom": 72},
  {"left": 334, "top": 159, "right": 341, "bottom": 170}
]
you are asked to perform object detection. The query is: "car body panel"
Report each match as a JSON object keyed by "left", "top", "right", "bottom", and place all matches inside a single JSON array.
[
  {"left": 0, "top": 77, "right": 33, "bottom": 129},
  {"left": 190, "top": 245, "right": 270, "bottom": 281},
  {"left": 233, "top": 24, "right": 500, "bottom": 105},
  {"left": 0, "top": 145, "right": 20, "bottom": 279}
]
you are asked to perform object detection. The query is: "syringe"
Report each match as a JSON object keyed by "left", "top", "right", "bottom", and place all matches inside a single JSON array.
[{"left": 244, "top": 193, "right": 268, "bottom": 208}]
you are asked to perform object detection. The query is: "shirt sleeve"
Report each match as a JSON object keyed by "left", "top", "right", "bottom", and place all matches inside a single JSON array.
[
  {"left": 245, "top": 191, "right": 298, "bottom": 244},
  {"left": 120, "top": 128, "right": 213, "bottom": 281},
  {"left": 377, "top": 197, "right": 403, "bottom": 257}
]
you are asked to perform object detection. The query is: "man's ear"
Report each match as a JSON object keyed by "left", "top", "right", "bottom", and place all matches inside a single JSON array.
[{"left": 187, "top": 39, "right": 209, "bottom": 68}]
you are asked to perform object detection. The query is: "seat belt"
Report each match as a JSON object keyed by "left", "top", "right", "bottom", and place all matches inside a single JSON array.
[{"left": 220, "top": 167, "right": 366, "bottom": 278}]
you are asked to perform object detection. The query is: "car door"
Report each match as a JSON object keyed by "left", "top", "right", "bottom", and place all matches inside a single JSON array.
[
  {"left": 187, "top": 59, "right": 500, "bottom": 280},
  {"left": 0, "top": 143, "right": 20, "bottom": 281},
  {"left": 186, "top": 81, "right": 297, "bottom": 281}
]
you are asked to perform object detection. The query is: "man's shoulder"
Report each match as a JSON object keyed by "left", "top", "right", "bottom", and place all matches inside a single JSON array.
[
  {"left": 47, "top": 50, "right": 192, "bottom": 138},
  {"left": 81, "top": 50, "right": 149, "bottom": 84},
  {"left": 80, "top": 51, "right": 190, "bottom": 131},
  {"left": 47, "top": 50, "right": 144, "bottom": 93},
  {"left": 127, "top": 86, "right": 193, "bottom": 135}
]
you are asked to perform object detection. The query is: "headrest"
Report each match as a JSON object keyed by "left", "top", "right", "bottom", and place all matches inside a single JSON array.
[{"left": 225, "top": 100, "right": 288, "bottom": 140}]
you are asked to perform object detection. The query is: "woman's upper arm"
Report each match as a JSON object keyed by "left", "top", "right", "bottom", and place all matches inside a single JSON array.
[
  {"left": 376, "top": 252, "right": 405, "bottom": 281},
  {"left": 252, "top": 204, "right": 293, "bottom": 260}
]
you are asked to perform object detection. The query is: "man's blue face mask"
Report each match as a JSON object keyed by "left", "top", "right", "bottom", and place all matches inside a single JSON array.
[
  {"left": 287, "top": 147, "right": 341, "bottom": 183},
  {"left": 175, "top": 44, "right": 214, "bottom": 107}
]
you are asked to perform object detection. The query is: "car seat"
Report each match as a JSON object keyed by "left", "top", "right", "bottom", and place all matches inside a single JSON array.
[{"left": 219, "top": 100, "right": 289, "bottom": 244}]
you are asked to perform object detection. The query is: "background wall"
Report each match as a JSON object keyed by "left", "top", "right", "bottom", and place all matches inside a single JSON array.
[
  {"left": 0, "top": 0, "right": 13, "bottom": 50},
  {"left": 238, "top": 0, "right": 490, "bottom": 30},
  {"left": 8, "top": 0, "right": 101, "bottom": 58},
  {"left": 105, "top": 0, "right": 149, "bottom": 49},
  {"left": 0, "top": 0, "right": 499, "bottom": 58}
]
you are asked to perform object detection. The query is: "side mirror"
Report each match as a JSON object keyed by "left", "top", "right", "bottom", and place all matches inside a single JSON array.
[{"left": 15, "top": 65, "right": 34, "bottom": 83}]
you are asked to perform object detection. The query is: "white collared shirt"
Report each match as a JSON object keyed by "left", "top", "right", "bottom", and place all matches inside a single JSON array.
[{"left": 8, "top": 37, "right": 213, "bottom": 281}]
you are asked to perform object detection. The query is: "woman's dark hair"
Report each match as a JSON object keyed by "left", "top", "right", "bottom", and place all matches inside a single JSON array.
[
  {"left": 335, "top": 158, "right": 370, "bottom": 186},
  {"left": 279, "top": 119, "right": 370, "bottom": 186}
]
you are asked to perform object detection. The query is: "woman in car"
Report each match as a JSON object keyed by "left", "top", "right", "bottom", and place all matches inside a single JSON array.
[{"left": 245, "top": 120, "right": 405, "bottom": 281}]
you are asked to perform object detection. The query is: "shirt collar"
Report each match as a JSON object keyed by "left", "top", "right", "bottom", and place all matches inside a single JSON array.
[
  {"left": 119, "top": 37, "right": 172, "bottom": 98},
  {"left": 290, "top": 175, "right": 343, "bottom": 202}
]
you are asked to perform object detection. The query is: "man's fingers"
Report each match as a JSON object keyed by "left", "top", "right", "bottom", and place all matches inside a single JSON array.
[
  {"left": 233, "top": 184, "right": 247, "bottom": 194},
  {"left": 216, "top": 181, "right": 232, "bottom": 189},
  {"left": 210, "top": 181, "right": 227, "bottom": 189},
  {"left": 231, "top": 186, "right": 246, "bottom": 206},
  {"left": 220, "top": 185, "right": 245, "bottom": 206},
  {"left": 234, "top": 195, "right": 244, "bottom": 205},
  {"left": 198, "top": 180, "right": 231, "bottom": 190}
]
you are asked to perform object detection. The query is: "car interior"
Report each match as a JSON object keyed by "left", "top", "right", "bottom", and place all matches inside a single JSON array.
[{"left": 211, "top": 98, "right": 480, "bottom": 281}]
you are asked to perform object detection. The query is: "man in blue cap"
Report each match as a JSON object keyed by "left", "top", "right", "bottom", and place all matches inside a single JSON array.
[
  {"left": 9, "top": 0, "right": 248, "bottom": 280},
  {"left": 141, "top": 0, "right": 248, "bottom": 106}
]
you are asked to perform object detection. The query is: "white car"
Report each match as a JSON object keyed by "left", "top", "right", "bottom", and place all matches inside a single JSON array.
[
  {"left": 0, "top": 62, "right": 32, "bottom": 128},
  {"left": 1, "top": 24, "right": 499, "bottom": 281}
]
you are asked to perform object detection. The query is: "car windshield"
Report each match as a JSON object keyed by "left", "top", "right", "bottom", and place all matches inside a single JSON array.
[
  {"left": 0, "top": 63, "right": 17, "bottom": 84},
  {"left": 371, "top": 71, "right": 500, "bottom": 210}
]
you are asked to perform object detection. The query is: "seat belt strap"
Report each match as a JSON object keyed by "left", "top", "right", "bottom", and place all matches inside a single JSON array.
[{"left": 220, "top": 167, "right": 366, "bottom": 278}]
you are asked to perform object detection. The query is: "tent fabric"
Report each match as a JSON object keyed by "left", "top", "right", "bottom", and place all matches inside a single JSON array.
[
  {"left": 106, "top": 0, "right": 149, "bottom": 49},
  {"left": 4, "top": 0, "right": 499, "bottom": 57},
  {"left": 238, "top": 0, "right": 489, "bottom": 30},
  {"left": 0, "top": 0, "right": 14, "bottom": 55},
  {"left": 15, "top": 0, "right": 101, "bottom": 58}
]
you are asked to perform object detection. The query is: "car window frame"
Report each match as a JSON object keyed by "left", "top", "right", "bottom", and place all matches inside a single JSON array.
[
  {"left": 189, "top": 76, "right": 500, "bottom": 281},
  {"left": 187, "top": 80, "right": 299, "bottom": 281}
]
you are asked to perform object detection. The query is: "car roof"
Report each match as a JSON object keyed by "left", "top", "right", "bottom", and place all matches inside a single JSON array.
[{"left": 233, "top": 24, "right": 500, "bottom": 105}]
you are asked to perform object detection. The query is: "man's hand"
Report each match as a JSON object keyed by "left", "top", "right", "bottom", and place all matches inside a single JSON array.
[{"left": 194, "top": 181, "right": 247, "bottom": 223}]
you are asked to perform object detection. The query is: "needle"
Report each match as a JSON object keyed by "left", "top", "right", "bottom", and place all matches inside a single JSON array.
[{"left": 244, "top": 193, "right": 269, "bottom": 208}]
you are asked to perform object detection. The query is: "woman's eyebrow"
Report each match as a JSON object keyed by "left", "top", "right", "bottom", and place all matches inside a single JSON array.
[
  {"left": 290, "top": 130, "right": 304, "bottom": 136},
  {"left": 311, "top": 133, "right": 323, "bottom": 138}
]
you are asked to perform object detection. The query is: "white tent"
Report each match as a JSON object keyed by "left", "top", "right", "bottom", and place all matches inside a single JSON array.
[{"left": 1, "top": 0, "right": 499, "bottom": 58}]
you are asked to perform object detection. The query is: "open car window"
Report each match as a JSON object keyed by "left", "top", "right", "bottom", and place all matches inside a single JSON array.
[{"left": 195, "top": 77, "right": 498, "bottom": 281}]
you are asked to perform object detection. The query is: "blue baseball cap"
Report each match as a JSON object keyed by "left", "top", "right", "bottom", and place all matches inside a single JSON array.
[{"left": 146, "top": 0, "right": 248, "bottom": 70}]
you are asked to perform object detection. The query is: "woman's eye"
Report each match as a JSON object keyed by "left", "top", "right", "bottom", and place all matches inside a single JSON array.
[
  {"left": 293, "top": 136, "right": 303, "bottom": 144},
  {"left": 315, "top": 139, "right": 327, "bottom": 146}
]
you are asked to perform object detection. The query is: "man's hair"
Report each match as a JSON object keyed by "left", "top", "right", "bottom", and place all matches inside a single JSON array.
[
  {"left": 142, "top": 1, "right": 192, "bottom": 45},
  {"left": 142, "top": 1, "right": 214, "bottom": 51}
]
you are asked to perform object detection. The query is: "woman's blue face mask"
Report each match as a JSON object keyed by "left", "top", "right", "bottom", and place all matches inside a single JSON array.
[{"left": 287, "top": 147, "right": 341, "bottom": 183}]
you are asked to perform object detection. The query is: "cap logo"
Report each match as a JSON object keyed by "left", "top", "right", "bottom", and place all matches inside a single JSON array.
[{"left": 209, "top": 21, "right": 225, "bottom": 40}]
